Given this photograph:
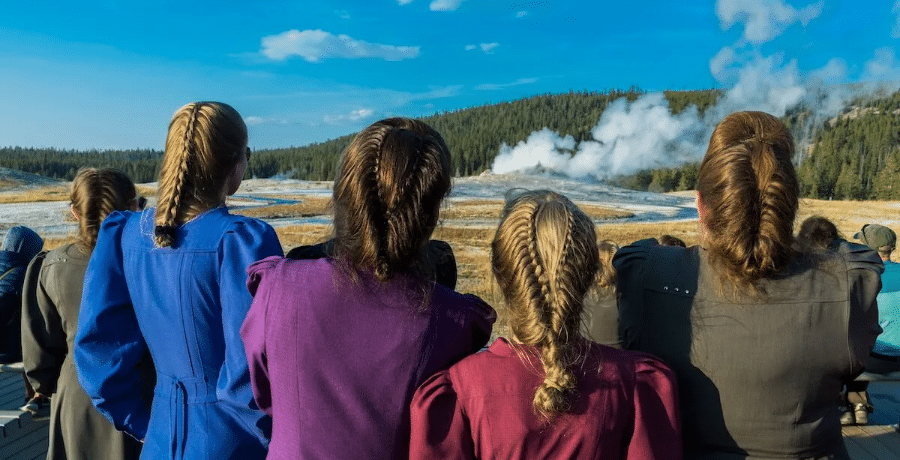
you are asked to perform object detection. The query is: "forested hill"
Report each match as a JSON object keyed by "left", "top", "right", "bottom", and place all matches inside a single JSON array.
[
  {"left": 2, "top": 88, "right": 900, "bottom": 201},
  {"left": 0, "top": 88, "right": 719, "bottom": 184}
]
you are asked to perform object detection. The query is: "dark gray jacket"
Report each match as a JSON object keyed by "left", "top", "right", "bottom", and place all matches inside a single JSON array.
[{"left": 615, "top": 239, "right": 882, "bottom": 460}]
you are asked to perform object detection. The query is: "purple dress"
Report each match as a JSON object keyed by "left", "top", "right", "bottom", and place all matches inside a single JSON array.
[{"left": 241, "top": 256, "right": 495, "bottom": 460}]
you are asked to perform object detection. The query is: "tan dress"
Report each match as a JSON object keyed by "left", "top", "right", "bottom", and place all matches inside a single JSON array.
[
  {"left": 614, "top": 239, "right": 882, "bottom": 460},
  {"left": 21, "top": 243, "right": 145, "bottom": 460}
]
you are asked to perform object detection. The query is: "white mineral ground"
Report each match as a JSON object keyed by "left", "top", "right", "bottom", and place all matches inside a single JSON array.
[{"left": 0, "top": 170, "right": 698, "bottom": 239}]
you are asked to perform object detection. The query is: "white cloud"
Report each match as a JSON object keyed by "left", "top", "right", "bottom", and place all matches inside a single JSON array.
[
  {"left": 260, "top": 29, "right": 420, "bottom": 62},
  {"left": 245, "top": 116, "right": 292, "bottom": 126},
  {"left": 336, "top": 10, "right": 351, "bottom": 20},
  {"left": 516, "top": 11, "right": 528, "bottom": 18},
  {"left": 465, "top": 42, "right": 499, "bottom": 54},
  {"left": 323, "top": 108, "right": 375, "bottom": 124},
  {"left": 716, "top": 0, "right": 824, "bottom": 44},
  {"left": 398, "top": 0, "right": 415, "bottom": 5},
  {"left": 430, "top": 0, "right": 466, "bottom": 11},
  {"left": 808, "top": 58, "right": 848, "bottom": 85},
  {"left": 893, "top": 1, "right": 900, "bottom": 38},
  {"left": 862, "top": 47, "right": 900, "bottom": 82},
  {"left": 474, "top": 77, "right": 538, "bottom": 91}
]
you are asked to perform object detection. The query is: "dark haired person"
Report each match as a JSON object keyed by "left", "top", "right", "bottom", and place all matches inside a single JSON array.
[
  {"left": 615, "top": 112, "right": 882, "bottom": 458},
  {"left": 796, "top": 216, "right": 841, "bottom": 252},
  {"left": 241, "top": 117, "right": 494, "bottom": 459}
]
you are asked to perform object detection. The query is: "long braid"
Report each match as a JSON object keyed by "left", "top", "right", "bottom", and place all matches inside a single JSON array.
[
  {"left": 493, "top": 190, "right": 598, "bottom": 421},
  {"left": 155, "top": 103, "right": 202, "bottom": 247}
]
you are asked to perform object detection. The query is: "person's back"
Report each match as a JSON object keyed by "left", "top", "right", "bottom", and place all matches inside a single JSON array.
[
  {"left": 245, "top": 257, "right": 492, "bottom": 458},
  {"left": 411, "top": 190, "right": 681, "bottom": 460},
  {"left": 241, "top": 117, "right": 495, "bottom": 460},
  {"left": 75, "top": 102, "right": 283, "bottom": 460},
  {"left": 615, "top": 112, "right": 882, "bottom": 459},
  {"left": 875, "top": 260, "right": 900, "bottom": 356},
  {"left": 616, "top": 239, "right": 880, "bottom": 458}
]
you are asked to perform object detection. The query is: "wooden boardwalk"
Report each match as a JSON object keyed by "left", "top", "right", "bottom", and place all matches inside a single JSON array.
[
  {"left": 0, "top": 365, "right": 898, "bottom": 459},
  {"left": 0, "top": 366, "right": 49, "bottom": 460}
]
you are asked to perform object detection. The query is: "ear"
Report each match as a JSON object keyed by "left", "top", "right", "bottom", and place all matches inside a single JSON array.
[{"left": 70, "top": 204, "right": 80, "bottom": 221}]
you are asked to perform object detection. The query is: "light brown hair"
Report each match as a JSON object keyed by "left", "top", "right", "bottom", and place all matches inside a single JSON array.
[
  {"left": 697, "top": 111, "right": 798, "bottom": 290},
  {"left": 71, "top": 168, "right": 137, "bottom": 254},
  {"left": 491, "top": 190, "right": 599, "bottom": 420},
  {"left": 332, "top": 117, "right": 451, "bottom": 282},
  {"left": 154, "top": 101, "right": 248, "bottom": 247}
]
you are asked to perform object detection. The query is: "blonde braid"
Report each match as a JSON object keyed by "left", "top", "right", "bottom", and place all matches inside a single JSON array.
[
  {"left": 155, "top": 103, "right": 202, "bottom": 247},
  {"left": 533, "top": 205, "right": 579, "bottom": 419}
]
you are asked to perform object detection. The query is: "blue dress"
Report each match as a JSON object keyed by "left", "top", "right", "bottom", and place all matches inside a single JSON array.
[{"left": 74, "top": 207, "right": 283, "bottom": 460}]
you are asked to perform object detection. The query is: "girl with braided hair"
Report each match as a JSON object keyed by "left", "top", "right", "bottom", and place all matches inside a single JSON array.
[
  {"left": 240, "top": 117, "right": 494, "bottom": 459},
  {"left": 75, "top": 102, "right": 282, "bottom": 459},
  {"left": 409, "top": 190, "right": 681, "bottom": 459},
  {"left": 21, "top": 168, "right": 146, "bottom": 460},
  {"left": 614, "top": 111, "right": 882, "bottom": 459}
]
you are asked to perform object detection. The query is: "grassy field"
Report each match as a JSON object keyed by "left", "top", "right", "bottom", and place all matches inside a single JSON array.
[{"left": 13, "top": 182, "right": 898, "bottom": 339}]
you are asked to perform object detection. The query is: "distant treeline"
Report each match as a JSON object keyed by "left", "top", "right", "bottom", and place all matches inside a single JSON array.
[{"left": 2, "top": 87, "right": 899, "bottom": 200}]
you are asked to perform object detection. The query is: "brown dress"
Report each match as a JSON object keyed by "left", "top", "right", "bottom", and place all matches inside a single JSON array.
[
  {"left": 614, "top": 239, "right": 882, "bottom": 460},
  {"left": 21, "top": 243, "right": 144, "bottom": 460}
]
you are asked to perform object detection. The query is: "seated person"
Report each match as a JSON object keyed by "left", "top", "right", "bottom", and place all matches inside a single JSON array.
[
  {"left": 410, "top": 190, "right": 681, "bottom": 459},
  {"left": 844, "top": 223, "right": 900, "bottom": 425}
]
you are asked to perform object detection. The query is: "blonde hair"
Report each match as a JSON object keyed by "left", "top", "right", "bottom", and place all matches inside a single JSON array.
[
  {"left": 697, "top": 111, "right": 798, "bottom": 290},
  {"left": 332, "top": 117, "right": 451, "bottom": 282},
  {"left": 154, "top": 101, "right": 247, "bottom": 247},
  {"left": 491, "top": 190, "right": 599, "bottom": 420},
  {"left": 71, "top": 168, "right": 137, "bottom": 254},
  {"left": 596, "top": 239, "right": 618, "bottom": 291}
]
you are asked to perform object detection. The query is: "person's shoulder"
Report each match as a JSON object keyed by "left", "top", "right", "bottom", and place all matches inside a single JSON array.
[
  {"left": 597, "top": 344, "right": 675, "bottom": 379},
  {"left": 832, "top": 239, "right": 884, "bottom": 274},
  {"left": 223, "top": 210, "right": 277, "bottom": 234},
  {"left": 44, "top": 243, "right": 84, "bottom": 265},
  {"left": 435, "top": 286, "right": 496, "bottom": 322}
]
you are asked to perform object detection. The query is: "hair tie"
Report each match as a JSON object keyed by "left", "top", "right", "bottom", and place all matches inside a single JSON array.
[{"left": 155, "top": 225, "right": 178, "bottom": 240}]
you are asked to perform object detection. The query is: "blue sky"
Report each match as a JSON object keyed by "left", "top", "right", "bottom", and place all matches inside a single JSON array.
[{"left": 0, "top": 0, "right": 898, "bottom": 150}]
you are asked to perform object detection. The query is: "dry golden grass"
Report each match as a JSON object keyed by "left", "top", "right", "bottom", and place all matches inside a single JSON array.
[
  {"left": 0, "top": 185, "right": 70, "bottom": 203},
  {"left": 441, "top": 200, "right": 633, "bottom": 221},
  {"left": 236, "top": 197, "right": 332, "bottom": 219}
]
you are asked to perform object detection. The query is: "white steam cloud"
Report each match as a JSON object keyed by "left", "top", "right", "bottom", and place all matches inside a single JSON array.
[{"left": 491, "top": 1, "right": 900, "bottom": 179}]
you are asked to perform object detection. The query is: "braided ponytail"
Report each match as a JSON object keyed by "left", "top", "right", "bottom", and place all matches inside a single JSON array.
[
  {"left": 154, "top": 102, "right": 248, "bottom": 248},
  {"left": 492, "top": 190, "right": 599, "bottom": 420},
  {"left": 697, "top": 111, "right": 798, "bottom": 292},
  {"left": 333, "top": 118, "right": 451, "bottom": 282},
  {"left": 71, "top": 168, "right": 137, "bottom": 254}
]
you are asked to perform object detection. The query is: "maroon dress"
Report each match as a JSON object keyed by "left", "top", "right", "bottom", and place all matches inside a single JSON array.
[
  {"left": 410, "top": 338, "right": 682, "bottom": 460},
  {"left": 241, "top": 256, "right": 495, "bottom": 460}
]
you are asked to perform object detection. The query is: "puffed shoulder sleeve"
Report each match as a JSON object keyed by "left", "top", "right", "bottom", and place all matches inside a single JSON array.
[
  {"left": 613, "top": 239, "right": 657, "bottom": 350},
  {"left": 241, "top": 256, "right": 283, "bottom": 416},
  {"left": 459, "top": 293, "right": 496, "bottom": 350},
  {"left": 409, "top": 370, "right": 476, "bottom": 460},
  {"left": 835, "top": 240, "right": 883, "bottom": 374},
  {"left": 75, "top": 211, "right": 150, "bottom": 439},
  {"left": 217, "top": 218, "right": 282, "bottom": 438},
  {"left": 628, "top": 355, "right": 682, "bottom": 460}
]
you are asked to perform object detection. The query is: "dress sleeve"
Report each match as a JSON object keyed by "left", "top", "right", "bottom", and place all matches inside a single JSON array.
[
  {"left": 837, "top": 240, "right": 884, "bottom": 374},
  {"left": 460, "top": 293, "right": 496, "bottom": 350},
  {"left": 409, "top": 370, "right": 476, "bottom": 460},
  {"left": 613, "top": 239, "right": 656, "bottom": 350},
  {"left": 216, "top": 218, "right": 282, "bottom": 438},
  {"left": 628, "top": 355, "right": 682, "bottom": 460},
  {"left": 74, "top": 212, "right": 150, "bottom": 439},
  {"left": 21, "top": 252, "right": 64, "bottom": 395},
  {"left": 241, "top": 257, "right": 283, "bottom": 416}
]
